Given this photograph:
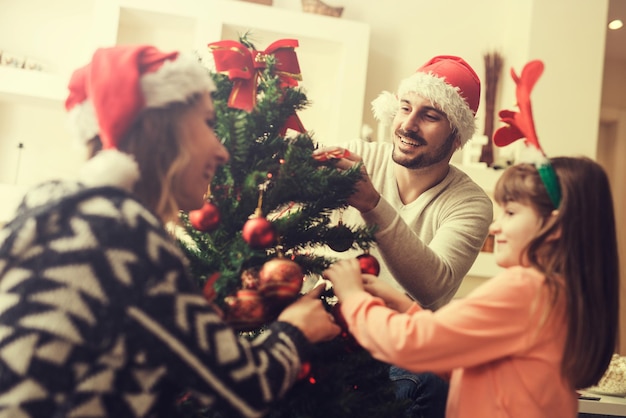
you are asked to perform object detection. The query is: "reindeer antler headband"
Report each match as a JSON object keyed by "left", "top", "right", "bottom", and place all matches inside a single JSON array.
[{"left": 493, "top": 60, "right": 561, "bottom": 209}]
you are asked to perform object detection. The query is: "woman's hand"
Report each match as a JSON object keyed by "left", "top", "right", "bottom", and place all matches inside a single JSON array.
[{"left": 278, "top": 285, "right": 341, "bottom": 343}]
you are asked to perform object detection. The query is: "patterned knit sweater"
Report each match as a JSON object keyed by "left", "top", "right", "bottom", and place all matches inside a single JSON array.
[{"left": 0, "top": 180, "right": 309, "bottom": 418}]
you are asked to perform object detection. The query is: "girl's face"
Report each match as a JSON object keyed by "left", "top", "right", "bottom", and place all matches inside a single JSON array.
[
  {"left": 173, "top": 92, "right": 229, "bottom": 212},
  {"left": 489, "top": 201, "right": 544, "bottom": 268}
]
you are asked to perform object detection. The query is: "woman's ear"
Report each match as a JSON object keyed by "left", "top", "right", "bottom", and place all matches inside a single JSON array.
[{"left": 545, "top": 210, "right": 561, "bottom": 242}]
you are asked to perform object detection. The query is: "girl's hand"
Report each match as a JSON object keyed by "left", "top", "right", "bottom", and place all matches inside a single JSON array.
[
  {"left": 362, "top": 275, "right": 414, "bottom": 312},
  {"left": 322, "top": 258, "right": 364, "bottom": 301}
]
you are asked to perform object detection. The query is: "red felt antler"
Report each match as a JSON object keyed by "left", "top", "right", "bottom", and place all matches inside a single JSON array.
[
  {"left": 493, "top": 60, "right": 544, "bottom": 152},
  {"left": 493, "top": 60, "right": 562, "bottom": 208}
]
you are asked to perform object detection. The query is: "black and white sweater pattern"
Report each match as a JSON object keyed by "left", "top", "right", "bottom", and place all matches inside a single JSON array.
[{"left": 0, "top": 181, "right": 308, "bottom": 418}]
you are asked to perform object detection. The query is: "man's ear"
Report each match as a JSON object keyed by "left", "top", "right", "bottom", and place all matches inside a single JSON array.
[
  {"left": 452, "top": 133, "right": 462, "bottom": 151},
  {"left": 545, "top": 210, "right": 561, "bottom": 241}
]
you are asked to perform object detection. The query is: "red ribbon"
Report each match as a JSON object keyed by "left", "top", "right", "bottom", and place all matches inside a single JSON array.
[{"left": 209, "top": 39, "right": 303, "bottom": 119}]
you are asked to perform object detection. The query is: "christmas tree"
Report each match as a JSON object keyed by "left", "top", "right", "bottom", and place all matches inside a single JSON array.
[{"left": 176, "top": 35, "right": 408, "bottom": 418}]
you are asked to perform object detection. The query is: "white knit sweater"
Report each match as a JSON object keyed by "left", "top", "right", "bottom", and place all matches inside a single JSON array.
[{"left": 334, "top": 139, "right": 493, "bottom": 310}]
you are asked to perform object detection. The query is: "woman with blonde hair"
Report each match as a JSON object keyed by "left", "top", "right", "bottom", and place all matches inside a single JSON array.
[{"left": 0, "top": 45, "right": 340, "bottom": 418}]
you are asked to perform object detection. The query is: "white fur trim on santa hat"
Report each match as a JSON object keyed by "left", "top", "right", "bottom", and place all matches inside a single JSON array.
[
  {"left": 141, "top": 53, "right": 215, "bottom": 108},
  {"left": 67, "top": 99, "right": 100, "bottom": 147},
  {"left": 68, "top": 53, "right": 216, "bottom": 145},
  {"left": 371, "top": 91, "right": 398, "bottom": 123},
  {"left": 371, "top": 72, "right": 476, "bottom": 146},
  {"left": 79, "top": 149, "right": 140, "bottom": 192}
]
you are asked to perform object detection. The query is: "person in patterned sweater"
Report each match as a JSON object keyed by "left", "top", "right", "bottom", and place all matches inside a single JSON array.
[{"left": 0, "top": 45, "right": 340, "bottom": 418}]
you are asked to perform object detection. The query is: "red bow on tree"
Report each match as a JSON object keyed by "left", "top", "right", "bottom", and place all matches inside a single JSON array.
[{"left": 208, "top": 38, "right": 306, "bottom": 134}]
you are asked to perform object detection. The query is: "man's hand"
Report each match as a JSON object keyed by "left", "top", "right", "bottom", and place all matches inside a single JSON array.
[{"left": 313, "top": 147, "right": 380, "bottom": 213}]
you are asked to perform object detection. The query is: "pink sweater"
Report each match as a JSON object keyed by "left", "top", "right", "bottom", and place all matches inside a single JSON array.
[{"left": 340, "top": 266, "right": 577, "bottom": 418}]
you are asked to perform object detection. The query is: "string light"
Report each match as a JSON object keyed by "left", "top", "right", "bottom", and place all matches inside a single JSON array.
[{"left": 608, "top": 19, "right": 623, "bottom": 30}]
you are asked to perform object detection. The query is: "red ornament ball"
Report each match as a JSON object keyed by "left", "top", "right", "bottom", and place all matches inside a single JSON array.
[
  {"left": 224, "top": 289, "right": 267, "bottom": 331},
  {"left": 258, "top": 258, "right": 304, "bottom": 303},
  {"left": 189, "top": 202, "right": 221, "bottom": 232},
  {"left": 242, "top": 216, "right": 276, "bottom": 249},
  {"left": 357, "top": 254, "right": 380, "bottom": 276},
  {"left": 202, "top": 272, "right": 221, "bottom": 303}
]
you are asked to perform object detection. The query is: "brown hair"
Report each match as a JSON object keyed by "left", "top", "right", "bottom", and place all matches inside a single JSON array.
[
  {"left": 87, "top": 95, "right": 202, "bottom": 223},
  {"left": 494, "top": 156, "right": 619, "bottom": 389}
]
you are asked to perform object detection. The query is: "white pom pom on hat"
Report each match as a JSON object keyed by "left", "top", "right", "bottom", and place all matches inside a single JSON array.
[
  {"left": 371, "top": 55, "right": 481, "bottom": 146},
  {"left": 64, "top": 45, "right": 216, "bottom": 188}
]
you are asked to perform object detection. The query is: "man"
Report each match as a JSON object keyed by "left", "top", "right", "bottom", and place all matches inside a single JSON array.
[{"left": 314, "top": 55, "right": 493, "bottom": 418}]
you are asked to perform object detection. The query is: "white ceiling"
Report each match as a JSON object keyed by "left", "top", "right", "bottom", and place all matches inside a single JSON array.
[{"left": 606, "top": 0, "right": 626, "bottom": 63}]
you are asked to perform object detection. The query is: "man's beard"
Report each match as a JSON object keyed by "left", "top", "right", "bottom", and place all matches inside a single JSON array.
[{"left": 392, "top": 129, "right": 457, "bottom": 169}]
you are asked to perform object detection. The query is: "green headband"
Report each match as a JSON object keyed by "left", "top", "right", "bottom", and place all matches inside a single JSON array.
[{"left": 536, "top": 162, "right": 561, "bottom": 209}]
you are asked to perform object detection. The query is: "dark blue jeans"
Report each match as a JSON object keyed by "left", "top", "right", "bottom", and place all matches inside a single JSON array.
[{"left": 389, "top": 366, "right": 449, "bottom": 418}]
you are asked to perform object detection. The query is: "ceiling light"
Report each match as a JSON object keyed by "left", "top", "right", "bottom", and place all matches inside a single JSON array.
[{"left": 608, "top": 19, "right": 623, "bottom": 30}]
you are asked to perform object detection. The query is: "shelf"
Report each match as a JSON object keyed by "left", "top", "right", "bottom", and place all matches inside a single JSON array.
[
  {"left": 578, "top": 390, "right": 626, "bottom": 416},
  {"left": 453, "top": 163, "right": 504, "bottom": 194},
  {"left": 0, "top": 67, "right": 67, "bottom": 105},
  {"left": 119, "top": 0, "right": 205, "bottom": 17},
  {"left": 0, "top": 0, "right": 370, "bottom": 212},
  {"left": 117, "top": 6, "right": 198, "bottom": 53},
  {"left": 0, "top": 0, "right": 95, "bottom": 106}
]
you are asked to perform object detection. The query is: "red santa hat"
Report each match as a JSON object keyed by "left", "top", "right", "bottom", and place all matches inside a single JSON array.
[
  {"left": 65, "top": 45, "right": 215, "bottom": 189},
  {"left": 371, "top": 55, "right": 481, "bottom": 146}
]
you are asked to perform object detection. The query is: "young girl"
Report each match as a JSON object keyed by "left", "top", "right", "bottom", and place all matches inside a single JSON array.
[
  {"left": 323, "top": 60, "right": 619, "bottom": 418},
  {"left": 0, "top": 45, "right": 340, "bottom": 417}
]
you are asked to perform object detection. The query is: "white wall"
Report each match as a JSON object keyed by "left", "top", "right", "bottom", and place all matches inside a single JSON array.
[
  {"left": 1, "top": 0, "right": 609, "bottom": 176},
  {"left": 526, "top": 0, "right": 608, "bottom": 159},
  {"left": 273, "top": 0, "right": 611, "bottom": 298},
  {"left": 274, "top": 0, "right": 608, "bottom": 161}
]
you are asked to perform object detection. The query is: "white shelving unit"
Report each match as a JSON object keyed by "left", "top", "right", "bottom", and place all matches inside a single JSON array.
[
  {"left": 0, "top": 0, "right": 371, "bottom": 223},
  {"left": 0, "top": 67, "right": 67, "bottom": 103}
]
